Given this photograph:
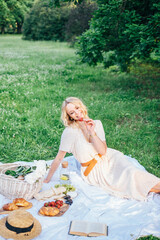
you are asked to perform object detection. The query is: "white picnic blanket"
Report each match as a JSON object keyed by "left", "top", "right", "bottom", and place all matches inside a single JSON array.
[{"left": 0, "top": 155, "right": 160, "bottom": 240}]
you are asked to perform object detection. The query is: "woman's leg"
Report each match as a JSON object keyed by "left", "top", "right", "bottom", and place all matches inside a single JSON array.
[{"left": 149, "top": 182, "right": 160, "bottom": 193}]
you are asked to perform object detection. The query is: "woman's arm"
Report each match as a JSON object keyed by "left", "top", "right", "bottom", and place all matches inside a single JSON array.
[
  {"left": 79, "top": 119, "right": 107, "bottom": 155},
  {"left": 44, "top": 150, "right": 66, "bottom": 183},
  {"left": 89, "top": 131, "right": 107, "bottom": 155}
]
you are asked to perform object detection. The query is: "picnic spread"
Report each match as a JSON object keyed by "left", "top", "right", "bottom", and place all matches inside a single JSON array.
[{"left": 0, "top": 156, "right": 160, "bottom": 240}]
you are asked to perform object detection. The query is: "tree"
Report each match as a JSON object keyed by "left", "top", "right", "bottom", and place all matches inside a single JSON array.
[
  {"left": 0, "top": 0, "right": 15, "bottom": 33},
  {"left": 52, "top": 0, "right": 84, "bottom": 6},
  {"left": 22, "top": 0, "right": 96, "bottom": 42},
  {"left": 22, "top": 0, "right": 70, "bottom": 41},
  {"left": 65, "top": 1, "right": 97, "bottom": 44},
  {"left": 0, "top": 0, "right": 34, "bottom": 34},
  {"left": 76, "top": 0, "right": 160, "bottom": 71}
]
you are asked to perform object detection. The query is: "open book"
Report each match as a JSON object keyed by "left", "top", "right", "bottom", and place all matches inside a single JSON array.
[{"left": 69, "top": 220, "right": 108, "bottom": 237}]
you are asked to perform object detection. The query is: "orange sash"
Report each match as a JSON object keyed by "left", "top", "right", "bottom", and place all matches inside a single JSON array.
[{"left": 81, "top": 154, "right": 102, "bottom": 176}]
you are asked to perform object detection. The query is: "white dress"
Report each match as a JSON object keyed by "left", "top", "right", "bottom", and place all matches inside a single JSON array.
[{"left": 59, "top": 120, "right": 160, "bottom": 201}]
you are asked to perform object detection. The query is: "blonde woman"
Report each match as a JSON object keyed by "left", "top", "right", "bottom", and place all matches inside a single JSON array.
[{"left": 44, "top": 97, "right": 160, "bottom": 201}]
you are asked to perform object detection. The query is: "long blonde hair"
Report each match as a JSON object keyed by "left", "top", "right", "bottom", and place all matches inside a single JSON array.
[{"left": 61, "top": 97, "right": 88, "bottom": 127}]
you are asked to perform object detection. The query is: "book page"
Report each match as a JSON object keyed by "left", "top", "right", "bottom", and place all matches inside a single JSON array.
[
  {"left": 88, "top": 222, "right": 107, "bottom": 235},
  {"left": 69, "top": 220, "right": 107, "bottom": 236},
  {"left": 70, "top": 220, "right": 88, "bottom": 234}
]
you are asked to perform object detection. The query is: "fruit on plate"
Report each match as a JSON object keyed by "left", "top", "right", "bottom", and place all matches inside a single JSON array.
[
  {"left": 63, "top": 195, "right": 73, "bottom": 205},
  {"left": 60, "top": 175, "right": 69, "bottom": 181},
  {"left": 44, "top": 200, "right": 63, "bottom": 209},
  {"left": 54, "top": 184, "right": 76, "bottom": 193}
]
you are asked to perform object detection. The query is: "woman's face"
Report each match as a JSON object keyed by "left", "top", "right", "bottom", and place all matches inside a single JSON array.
[{"left": 66, "top": 103, "right": 84, "bottom": 121}]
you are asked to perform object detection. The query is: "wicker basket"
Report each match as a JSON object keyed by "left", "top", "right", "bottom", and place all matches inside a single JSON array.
[{"left": 0, "top": 163, "right": 44, "bottom": 200}]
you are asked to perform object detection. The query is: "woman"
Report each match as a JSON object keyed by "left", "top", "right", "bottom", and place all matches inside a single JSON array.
[{"left": 44, "top": 97, "right": 160, "bottom": 201}]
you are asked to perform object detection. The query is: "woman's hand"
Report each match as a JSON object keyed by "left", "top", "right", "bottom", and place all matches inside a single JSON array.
[
  {"left": 78, "top": 118, "right": 95, "bottom": 136},
  {"left": 44, "top": 178, "right": 50, "bottom": 183},
  {"left": 78, "top": 118, "right": 107, "bottom": 155},
  {"left": 78, "top": 118, "right": 92, "bottom": 142},
  {"left": 44, "top": 150, "right": 66, "bottom": 183},
  {"left": 84, "top": 119, "right": 95, "bottom": 135}
]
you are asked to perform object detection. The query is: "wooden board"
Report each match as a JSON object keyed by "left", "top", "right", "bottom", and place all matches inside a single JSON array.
[
  {"left": 0, "top": 202, "right": 33, "bottom": 215},
  {"left": 38, "top": 203, "right": 69, "bottom": 217}
]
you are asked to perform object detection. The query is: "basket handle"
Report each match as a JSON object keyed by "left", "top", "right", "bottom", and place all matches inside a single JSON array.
[{"left": 0, "top": 164, "right": 19, "bottom": 175}]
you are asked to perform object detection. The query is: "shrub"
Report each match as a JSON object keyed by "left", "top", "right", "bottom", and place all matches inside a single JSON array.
[
  {"left": 76, "top": 0, "right": 160, "bottom": 71},
  {"left": 65, "top": 1, "right": 97, "bottom": 45},
  {"left": 22, "top": 0, "right": 70, "bottom": 41}
]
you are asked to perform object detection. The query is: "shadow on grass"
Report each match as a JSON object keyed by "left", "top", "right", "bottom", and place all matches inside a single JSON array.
[{"left": 65, "top": 61, "right": 160, "bottom": 100}]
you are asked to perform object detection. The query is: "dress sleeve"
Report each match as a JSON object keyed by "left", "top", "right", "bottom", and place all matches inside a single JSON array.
[
  {"left": 94, "top": 120, "right": 106, "bottom": 141},
  {"left": 59, "top": 127, "right": 76, "bottom": 153}
]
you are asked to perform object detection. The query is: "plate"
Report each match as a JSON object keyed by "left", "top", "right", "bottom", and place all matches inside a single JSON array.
[
  {"left": 38, "top": 203, "right": 69, "bottom": 217},
  {"left": 68, "top": 191, "right": 78, "bottom": 199},
  {"left": 0, "top": 202, "right": 33, "bottom": 215}
]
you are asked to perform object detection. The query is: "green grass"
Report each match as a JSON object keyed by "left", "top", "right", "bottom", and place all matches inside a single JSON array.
[
  {"left": 138, "top": 237, "right": 160, "bottom": 240},
  {"left": 0, "top": 35, "right": 160, "bottom": 239}
]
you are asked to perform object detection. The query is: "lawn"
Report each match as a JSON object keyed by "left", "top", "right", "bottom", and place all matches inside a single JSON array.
[{"left": 0, "top": 35, "right": 160, "bottom": 240}]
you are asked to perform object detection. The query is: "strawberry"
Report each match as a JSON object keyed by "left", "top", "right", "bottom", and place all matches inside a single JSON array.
[
  {"left": 78, "top": 118, "right": 83, "bottom": 121},
  {"left": 50, "top": 202, "right": 56, "bottom": 207}
]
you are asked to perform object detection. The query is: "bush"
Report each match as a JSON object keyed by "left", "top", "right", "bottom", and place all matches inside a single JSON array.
[
  {"left": 22, "top": 0, "right": 70, "bottom": 41},
  {"left": 65, "top": 1, "right": 97, "bottom": 45},
  {"left": 76, "top": 0, "right": 160, "bottom": 71}
]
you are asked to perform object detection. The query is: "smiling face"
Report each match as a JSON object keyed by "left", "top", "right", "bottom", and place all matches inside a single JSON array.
[
  {"left": 66, "top": 103, "right": 84, "bottom": 121},
  {"left": 61, "top": 97, "right": 88, "bottom": 126}
]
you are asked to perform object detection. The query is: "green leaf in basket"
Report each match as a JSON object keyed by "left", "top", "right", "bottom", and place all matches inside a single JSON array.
[
  {"left": 16, "top": 166, "right": 24, "bottom": 173},
  {"left": 5, "top": 170, "right": 19, "bottom": 178},
  {"left": 5, "top": 165, "right": 37, "bottom": 178}
]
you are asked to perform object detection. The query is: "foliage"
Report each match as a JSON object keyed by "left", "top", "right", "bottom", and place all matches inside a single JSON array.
[
  {"left": 5, "top": 166, "right": 35, "bottom": 178},
  {"left": 103, "top": 51, "right": 117, "bottom": 68},
  {"left": 22, "top": 0, "right": 97, "bottom": 42},
  {"left": 65, "top": 1, "right": 97, "bottom": 44},
  {"left": 0, "top": 35, "right": 159, "bottom": 183},
  {"left": 0, "top": 0, "right": 34, "bottom": 34},
  {"left": 22, "top": 0, "right": 70, "bottom": 41},
  {"left": 137, "top": 236, "right": 160, "bottom": 240},
  {"left": 0, "top": 35, "right": 160, "bottom": 240},
  {"left": 76, "top": 0, "right": 160, "bottom": 71},
  {"left": 52, "top": 0, "right": 84, "bottom": 6}
]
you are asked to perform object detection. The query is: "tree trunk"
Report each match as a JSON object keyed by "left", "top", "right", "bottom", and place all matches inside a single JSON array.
[
  {"left": 1, "top": 26, "right": 5, "bottom": 34},
  {"left": 17, "top": 22, "right": 22, "bottom": 34}
]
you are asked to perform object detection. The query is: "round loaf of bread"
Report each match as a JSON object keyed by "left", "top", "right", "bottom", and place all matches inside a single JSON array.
[{"left": 39, "top": 206, "right": 60, "bottom": 216}]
